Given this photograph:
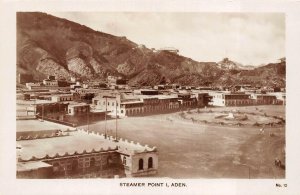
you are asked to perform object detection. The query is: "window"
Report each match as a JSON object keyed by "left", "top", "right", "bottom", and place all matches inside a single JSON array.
[
  {"left": 72, "top": 160, "right": 78, "bottom": 171},
  {"left": 121, "top": 110, "right": 123, "bottom": 114},
  {"left": 90, "top": 157, "right": 96, "bottom": 167},
  {"left": 123, "top": 156, "right": 126, "bottom": 165},
  {"left": 138, "top": 159, "right": 144, "bottom": 170},
  {"left": 108, "top": 102, "right": 110, "bottom": 106},
  {"left": 53, "top": 162, "right": 60, "bottom": 171},
  {"left": 112, "top": 102, "right": 114, "bottom": 106},
  {"left": 107, "top": 156, "right": 112, "bottom": 165},
  {"left": 148, "top": 157, "right": 153, "bottom": 169}
]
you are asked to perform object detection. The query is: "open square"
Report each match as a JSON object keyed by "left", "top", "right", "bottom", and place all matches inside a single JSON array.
[{"left": 84, "top": 105, "right": 285, "bottom": 178}]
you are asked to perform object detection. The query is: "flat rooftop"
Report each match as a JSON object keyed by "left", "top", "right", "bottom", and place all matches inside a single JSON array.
[
  {"left": 52, "top": 94, "right": 73, "bottom": 97},
  {"left": 90, "top": 109, "right": 108, "bottom": 113},
  {"left": 17, "top": 130, "right": 155, "bottom": 161},
  {"left": 17, "top": 99, "right": 70, "bottom": 105},
  {"left": 121, "top": 101, "right": 143, "bottom": 105},
  {"left": 68, "top": 102, "right": 88, "bottom": 107},
  {"left": 137, "top": 94, "right": 178, "bottom": 100},
  {"left": 17, "top": 161, "right": 52, "bottom": 171},
  {"left": 17, "top": 120, "right": 74, "bottom": 132},
  {"left": 17, "top": 131, "right": 115, "bottom": 160}
]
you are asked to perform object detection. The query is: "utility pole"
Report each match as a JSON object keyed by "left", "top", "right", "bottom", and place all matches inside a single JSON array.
[
  {"left": 114, "top": 99, "right": 118, "bottom": 142},
  {"left": 87, "top": 106, "right": 89, "bottom": 131},
  {"left": 42, "top": 103, "right": 44, "bottom": 121},
  {"left": 34, "top": 99, "right": 36, "bottom": 116},
  {"left": 104, "top": 97, "right": 107, "bottom": 139}
]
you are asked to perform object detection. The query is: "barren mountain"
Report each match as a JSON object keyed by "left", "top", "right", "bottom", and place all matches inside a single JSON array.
[{"left": 17, "top": 12, "right": 285, "bottom": 87}]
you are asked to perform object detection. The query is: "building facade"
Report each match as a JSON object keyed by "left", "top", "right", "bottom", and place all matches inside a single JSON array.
[
  {"left": 251, "top": 94, "right": 278, "bottom": 105},
  {"left": 51, "top": 94, "right": 74, "bottom": 102},
  {"left": 67, "top": 103, "right": 90, "bottom": 116},
  {"left": 35, "top": 102, "right": 69, "bottom": 117},
  {"left": 209, "top": 92, "right": 253, "bottom": 107},
  {"left": 209, "top": 91, "right": 283, "bottom": 107},
  {"left": 17, "top": 148, "right": 125, "bottom": 179},
  {"left": 43, "top": 79, "right": 58, "bottom": 87},
  {"left": 17, "top": 129, "right": 158, "bottom": 178},
  {"left": 92, "top": 93, "right": 123, "bottom": 118},
  {"left": 92, "top": 92, "right": 199, "bottom": 117}
]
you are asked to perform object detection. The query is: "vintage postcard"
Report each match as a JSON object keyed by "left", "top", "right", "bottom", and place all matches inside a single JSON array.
[{"left": 1, "top": 0, "right": 300, "bottom": 194}]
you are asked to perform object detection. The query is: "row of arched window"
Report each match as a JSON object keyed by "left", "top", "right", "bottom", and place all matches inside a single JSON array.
[
  {"left": 60, "top": 97, "right": 72, "bottom": 101},
  {"left": 138, "top": 157, "right": 153, "bottom": 170},
  {"left": 101, "top": 101, "right": 119, "bottom": 107}
]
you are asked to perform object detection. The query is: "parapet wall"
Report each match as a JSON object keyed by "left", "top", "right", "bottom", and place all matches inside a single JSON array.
[
  {"left": 17, "top": 128, "right": 157, "bottom": 162},
  {"left": 18, "top": 144, "right": 118, "bottom": 162},
  {"left": 77, "top": 128, "right": 157, "bottom": 154},
  {"left": 16, "top": 131, "right": 69, "bottom": 141}
]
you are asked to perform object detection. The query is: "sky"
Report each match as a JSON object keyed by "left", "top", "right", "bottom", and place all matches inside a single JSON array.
[{"left": 50, "top": 12, "right": 285, "bottom": 66}]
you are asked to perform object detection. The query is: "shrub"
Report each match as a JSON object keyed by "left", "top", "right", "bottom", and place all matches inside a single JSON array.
[
  {"left": 179, "top": 112, "right": 186, "bottom": 119},
  {"left": 191, "top": 117, "right": 196, "bottom": 123},
  {"left": 253, "top": 122, "right": 262, "bottom": 127},
  {"left": 214, "top": 115, "right": 224, "bottom": 119},
  {"left": 240, "top": 115, "right": 248, "bottom": 121}
]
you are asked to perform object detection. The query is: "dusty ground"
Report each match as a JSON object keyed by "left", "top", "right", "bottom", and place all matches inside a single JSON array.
[
  {"left": 17, "top": 120, "right": 74, "bottom": 132},
  {"left": 82, "top": 105, "right": 285, "bottom": 178}
]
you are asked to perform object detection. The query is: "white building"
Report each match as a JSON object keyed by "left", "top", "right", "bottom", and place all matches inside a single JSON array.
[
  {"left": 26, "top": 83, "right": 42, "bottom": 90},
  {"left": 51, "top": 94, "right": 74, "bottom": 102},
  {"left": 267, "top": 92, "right": 286, "bottom": 103},
  {"left": 92, "top": 93, "right": 125, "bottom": 118},
  {"left": 70, "top": 81, "right": 82, "bottom": 89},
  {"left": 43, "top": 79, "right": 58, "bottom": 87},
  {"left": 208, "top": 91, "right": 228, "bottom": 106},
  {"left": 209, "top": 91, "right": 253, "bottom": 107},
  {"left": 67, "top": 103, "right": 90, "bottom": 116},
  {"left": 157, "top": 47, "right": 179, "bottom": 54}
]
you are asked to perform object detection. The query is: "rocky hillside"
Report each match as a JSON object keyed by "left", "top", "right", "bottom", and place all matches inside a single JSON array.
[
  {"left": 17, "top": 12, "right": 286, "bottom": 87},
  {"left": 217, "top": 58, "right": 255, "bottom": 70}
]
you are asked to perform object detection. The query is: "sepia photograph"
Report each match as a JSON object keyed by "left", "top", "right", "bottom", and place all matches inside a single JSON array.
[{"left": 15, "top": 12, "right": 286, "bottom": 179}]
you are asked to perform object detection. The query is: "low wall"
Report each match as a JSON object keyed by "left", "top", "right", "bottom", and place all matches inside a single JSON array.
[{"left": 36, "top": 115, "right": 76, "bottom": 127}]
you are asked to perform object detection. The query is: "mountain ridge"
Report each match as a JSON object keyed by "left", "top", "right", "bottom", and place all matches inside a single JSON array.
[{"left": 17, "top": 12, "right": 286, "bottom": 87}]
